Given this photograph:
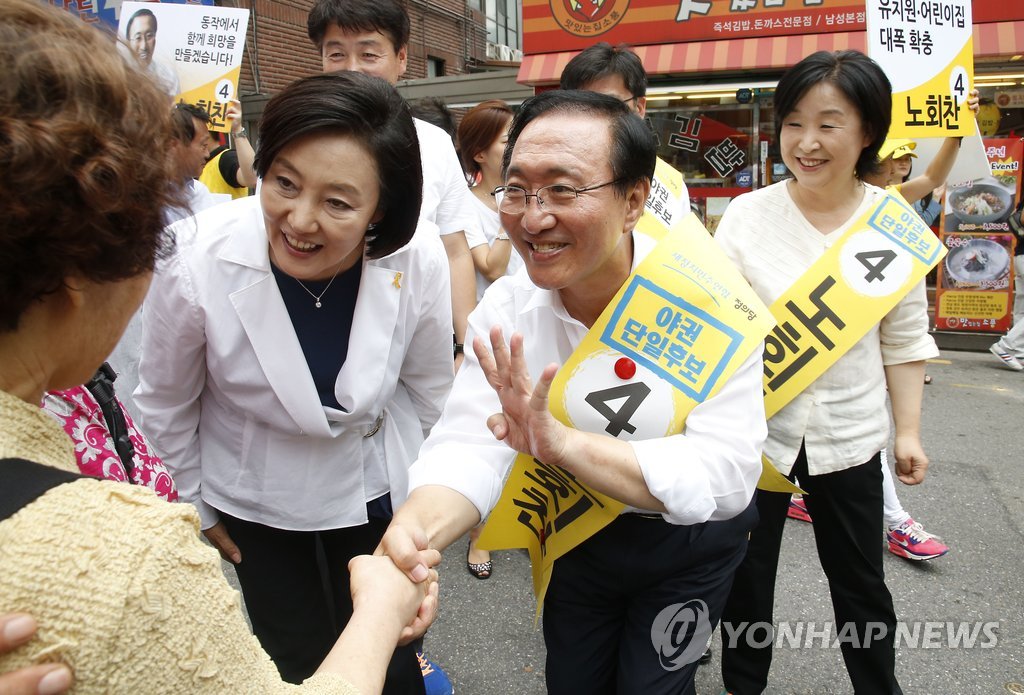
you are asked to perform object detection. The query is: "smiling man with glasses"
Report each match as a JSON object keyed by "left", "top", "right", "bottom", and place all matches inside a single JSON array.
[
  {"left": 492, "top": 179, "right": 623, "bottom": 214},
  {"left": 381, "top": 90, "right": 764, "bottom": 695}
]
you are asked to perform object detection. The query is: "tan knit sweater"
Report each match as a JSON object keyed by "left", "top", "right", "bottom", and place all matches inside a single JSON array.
[{"left": 0, "top": 389, "right": 358, "bottom": 694}]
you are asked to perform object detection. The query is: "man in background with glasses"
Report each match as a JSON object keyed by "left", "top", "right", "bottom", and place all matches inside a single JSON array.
[{"left": 380, "top": 90, "right": 764, "bottom": 695}]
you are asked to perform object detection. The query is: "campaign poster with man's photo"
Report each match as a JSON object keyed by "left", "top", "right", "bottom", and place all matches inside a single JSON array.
[{"left": 118, "top": 1, "right": 249, "bottom": 132}]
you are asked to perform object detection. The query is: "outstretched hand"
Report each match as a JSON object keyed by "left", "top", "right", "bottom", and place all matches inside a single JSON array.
[{"left": 474, "top": 326, "right": 570, "bottom": 465}]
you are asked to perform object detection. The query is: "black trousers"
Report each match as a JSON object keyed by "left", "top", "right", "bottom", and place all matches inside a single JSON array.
[
  {"left": 543, "top": 501, "right": 757, "bottom": 695},
  {"left": 720, "top": 445, "right": 902, "bottom": 695},
  {"left": 218, "top": 511, "right": 424, "bottom": 694}
]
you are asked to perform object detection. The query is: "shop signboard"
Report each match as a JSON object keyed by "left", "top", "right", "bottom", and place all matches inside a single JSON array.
[
  {"left": 936, "top": 138, "right": 1021, "bottom": 333},
  {"left": 658, "top": 111, "right": 752, "bottom": 184},
  {"left": 867, "top": 0, "right": 976, "bottom": 139},
  {"left": 995, "top": 91, "right": 1024, "bottom": 109},
  {"left": 118, "top": 1, "right": 249, "bottom": 132},
  {"left": 48, "top": 0, "right": 213, "bottom": 32},
  {"left": 523, "top": 0, "right": 866, "bottom": 55}
]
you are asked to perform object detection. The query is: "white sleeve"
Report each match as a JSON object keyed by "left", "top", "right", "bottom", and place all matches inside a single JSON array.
[
  {"left": 407, "top": 295, "right": 517, "bottom": 518},
  {"left": 134, "top": 242, "right": 217, "bottom": 529},
  {"left": 631, "top": 346, "right": 766, "bottom": 524},
  {"left": 879, "top": 279, "right": 938, "bottom": 365}
]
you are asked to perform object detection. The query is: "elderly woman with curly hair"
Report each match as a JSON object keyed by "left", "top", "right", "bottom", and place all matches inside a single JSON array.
[{"left": 0, "top": 1, "right": 437, "bottom": 692}]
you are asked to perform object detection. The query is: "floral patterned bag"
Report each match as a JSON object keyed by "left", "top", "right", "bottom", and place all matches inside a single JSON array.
[{"left": 41, "top": 363, "right": 177, "bottom": 502}]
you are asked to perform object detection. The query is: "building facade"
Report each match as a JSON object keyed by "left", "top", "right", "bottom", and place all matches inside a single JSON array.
[
  {"left": 235, "top": 0, "right": 493, "bottom": 118},
  {"left": 515, "top": 0, "right": 1024, "bottom": 221}
]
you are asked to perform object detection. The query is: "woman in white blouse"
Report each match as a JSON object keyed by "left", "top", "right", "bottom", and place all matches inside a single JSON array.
[
  {"left": 456, "top": 99, "right": 524, "bottom": 578},
  {"left": 459, "top": 100, "right": 524, "bottom": 303},
  {"left": 136, "top": 72, "right": 453, "bottom": 692},
  {"left": 714, "top": 51, "right": 935, "bottom": 695}
]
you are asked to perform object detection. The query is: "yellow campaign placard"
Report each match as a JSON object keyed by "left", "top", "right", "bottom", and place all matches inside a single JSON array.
[
  {"left": 640, "top": 156, "right": 688, "bottom": 239},
  {"left": 119, "top": 2, "right": 250, "bottom": 132},
  {"left": 477, "top": 214, "right": 775, "bottom": 614},
  {"left": 177, "top": 68, "right": 245, "bottom": 132},
  {"left": 866, "top": 0, "right": 976, "bottom": 138},
  {"left": 638, "top": 159, "right": 798, "bottom": 495},
  {"left": 762, "top": 192, "right": 947, "bottom": 422}
]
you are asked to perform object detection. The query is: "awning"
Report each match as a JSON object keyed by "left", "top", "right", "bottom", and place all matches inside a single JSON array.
[{"left": 517, "top": 21, "right": 1024, "bottom": 87}]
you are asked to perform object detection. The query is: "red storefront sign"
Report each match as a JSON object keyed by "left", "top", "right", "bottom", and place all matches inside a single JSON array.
[
  {"left": 522, "top": 0, "right": 1024, "bottom": 60},
  {"left": 524, "top": 0, "right": 866, "bottom": 54}
]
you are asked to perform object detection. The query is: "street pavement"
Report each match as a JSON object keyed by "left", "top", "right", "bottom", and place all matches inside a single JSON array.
[
  {"left": 417, "top": 349, "right": 1024, "bottom": 694},
  {"left": 222, "top": 348, "right": 1024, "bottom": 694}
]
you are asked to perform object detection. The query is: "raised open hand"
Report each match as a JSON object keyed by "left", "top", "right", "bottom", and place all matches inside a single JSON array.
[{"left": 473, "top": 326, "right": 571, "bottom": 466}]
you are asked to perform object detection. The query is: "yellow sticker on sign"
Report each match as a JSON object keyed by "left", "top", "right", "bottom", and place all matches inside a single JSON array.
[{"left": 938, "top": 291, "right": 1009, "bottom": 319}]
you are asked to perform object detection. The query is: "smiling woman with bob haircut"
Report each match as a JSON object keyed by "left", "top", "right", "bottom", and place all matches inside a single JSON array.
[
  {"left": 136, "top": 71, "right": 453, "bottom": 689},
  {"left": 714, "top": 50, "right": 938, "bottom": 695}
]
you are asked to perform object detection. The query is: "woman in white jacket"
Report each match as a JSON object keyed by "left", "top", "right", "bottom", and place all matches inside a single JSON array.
[{"left": 136, "top": 72, "right": 453, "bottom": 692}]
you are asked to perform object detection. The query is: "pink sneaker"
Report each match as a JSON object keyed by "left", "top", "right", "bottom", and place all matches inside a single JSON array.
[
  {"left": 887, "top": 518, "right": 949, "bottom": 560},
  {"left": 787, "top": 495, "right": 812, "bottom": 523}
]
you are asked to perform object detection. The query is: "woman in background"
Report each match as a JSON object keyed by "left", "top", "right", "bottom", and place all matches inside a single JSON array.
[
  {"left": 458, "top": 99, "right": 523, "bottom": 302},
  {"left": 455, "top": 99, "right": 522, "bottom": 579}
]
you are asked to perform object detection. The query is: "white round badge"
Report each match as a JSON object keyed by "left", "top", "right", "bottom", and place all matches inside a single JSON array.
[
  {"left": 839, "top": 231, "right": 913, "bottom": 298},
  {"left": 561, "top": 349, "right": 678, "bottom": 440}
]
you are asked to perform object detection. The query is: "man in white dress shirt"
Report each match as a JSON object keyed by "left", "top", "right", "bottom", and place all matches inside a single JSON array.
[
  {"left": 381, "top": 90, "right": 764, "bottom": 695},
  {"left": 308, "top": 0, "right": 483, "bottom": 364}
]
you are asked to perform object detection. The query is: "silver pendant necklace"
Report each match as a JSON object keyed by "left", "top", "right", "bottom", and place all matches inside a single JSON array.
[{"left": 293, "top": 261, "right": 345, "bottom": 309}]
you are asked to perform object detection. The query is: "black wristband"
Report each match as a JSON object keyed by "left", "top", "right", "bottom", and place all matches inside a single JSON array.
[{"left": 453, "top": 342, "right": 464, "bottom": 357}]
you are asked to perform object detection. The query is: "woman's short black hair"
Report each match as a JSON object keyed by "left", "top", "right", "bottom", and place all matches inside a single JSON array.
[
  {"left": 254, "top": 72, "right": 421, "bottom": 259},
  {"left": 774, "top": 50, "right": 891, "bottom": 180},
  {"left": 502, "top": 89, "right": 655, "bottom": 197}
]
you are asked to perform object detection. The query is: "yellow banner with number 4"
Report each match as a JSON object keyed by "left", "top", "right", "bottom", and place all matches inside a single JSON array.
[{"left": 762, "top": 192, "right": 947, "bottom": 421}]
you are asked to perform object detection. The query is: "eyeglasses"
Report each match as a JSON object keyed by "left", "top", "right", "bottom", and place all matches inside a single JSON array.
[{"left": 491, "top": 180, "right": 623, "bottom": 215}]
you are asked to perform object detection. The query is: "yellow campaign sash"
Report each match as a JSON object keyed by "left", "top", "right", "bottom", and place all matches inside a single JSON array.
[
  {"left": 477, "top": 213, "right": 775, "bottom": 613},
  {"left": 640, "top": 160, "right": 798, "bottom": 495},
  {"left": 761, "top": 191, "right": 947, "bottom": 426}
]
